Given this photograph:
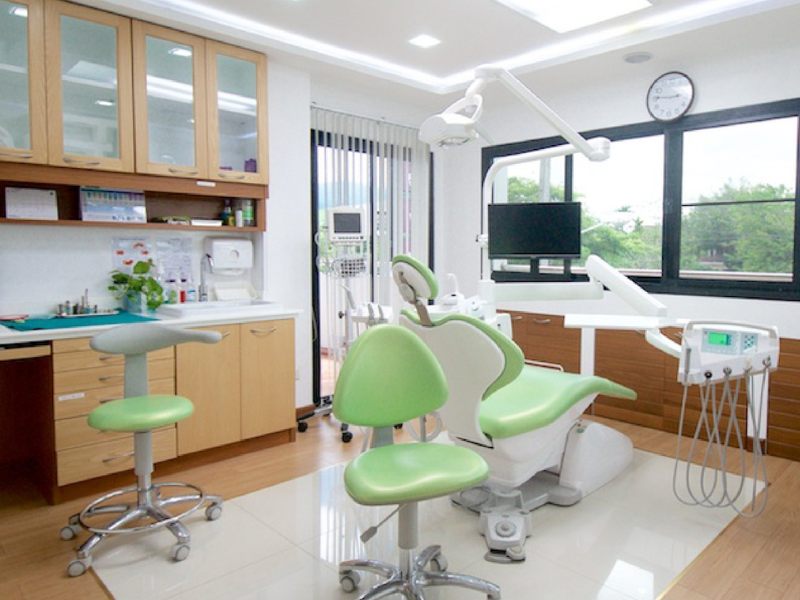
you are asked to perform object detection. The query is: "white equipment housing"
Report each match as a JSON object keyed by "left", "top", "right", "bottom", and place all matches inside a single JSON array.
[{"left": 327, "top": 206, "right": 366, "bottom": 243}]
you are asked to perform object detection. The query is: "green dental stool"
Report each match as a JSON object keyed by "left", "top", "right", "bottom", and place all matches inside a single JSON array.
[
  {"left": 59, "top": 323, "right": 223, "bottom": 577},
  {"left": 334, "top": 324, "right": 501, "bottom": 600}
]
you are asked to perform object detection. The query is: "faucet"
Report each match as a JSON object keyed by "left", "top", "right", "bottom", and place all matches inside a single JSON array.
[{"left": 199, "top": 253, "right": 214, "bottom": 302}]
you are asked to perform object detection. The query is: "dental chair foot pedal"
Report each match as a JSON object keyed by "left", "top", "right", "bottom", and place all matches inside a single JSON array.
[{"left": 480, "top": 511, "right": 530, "bottom": 563}]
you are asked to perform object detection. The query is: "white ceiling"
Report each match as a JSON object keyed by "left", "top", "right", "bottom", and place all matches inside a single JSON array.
[{"left": 89, "top": 0, "right": 800, "bottom": 94}]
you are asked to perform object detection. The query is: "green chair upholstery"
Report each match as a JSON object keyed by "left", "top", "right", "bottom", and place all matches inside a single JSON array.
[{"left": 88, "top": 395, "right": 194, "bottom": 432}]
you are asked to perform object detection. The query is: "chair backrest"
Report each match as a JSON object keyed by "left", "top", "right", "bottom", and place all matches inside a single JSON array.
[
  {"left": 332, "top": 324, "right": 448, "bottom": 429},
  {"left": 390, "top": 253, "right": 525, "bottom": 446},
  {"left": 91, "top": 323, "right": 221, "bottom": 398}
]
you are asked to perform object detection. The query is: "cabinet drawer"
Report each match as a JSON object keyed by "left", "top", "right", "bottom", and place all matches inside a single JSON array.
[
  {"left": 53, "top": 347, "right": 173, "bottom": 373},
  {"left": 56, "top": 416, "right": 173, "bottom": 451},
  {"left": 54, "top": 358, "right": 174, "bottom": 395},
  {"left": 57, "top": 427, "right": 176, "bottom": 486},
  {"left": 54, "top": 377, "right": 176, "bottom": 420}
]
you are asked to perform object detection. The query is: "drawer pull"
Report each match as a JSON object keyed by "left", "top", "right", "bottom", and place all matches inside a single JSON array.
[
  {"left": 63, "top": 156, "right": 100, "bottom": 166},
  {"left": 168, "top": 167, "right": 199, "bottom": 175},
  {"left": 102, "top": 451, "right": 134, "bottom": 464},
  {"left": 99, "top": 396, "right": 123, "bottom": 404},
  {"left": 98, "top": 355, "right": 120, "bottom": 362},
  {"left": 221, "top": 332, "right": 231, "bottom": 339},
  {"left": 98, "top": 375, "right": 123, "bottom": 383},
  {"left": 250, "top": 327, "right": 277, "bottom": 336},
  {"left": 218, "top": 172, "right": 246, "bottom": 180},
  {"left": 533, "top": 318, "right": 552, "bottom": 325},
  {"left": 511, "top": 316, "right": 523, "bottom": 321},
  {"left": 0, "top": 150, "right": 33, "bottom": 159},
  {"left": 525, "top": 359, "right": 564, "bottom": 372}
]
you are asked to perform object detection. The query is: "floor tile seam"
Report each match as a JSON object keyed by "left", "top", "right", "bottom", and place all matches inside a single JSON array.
[{"left": 227, "top": 497, "right": 314, "bottom": 547}]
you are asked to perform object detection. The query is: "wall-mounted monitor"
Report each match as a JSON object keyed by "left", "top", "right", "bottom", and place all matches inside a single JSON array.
[
  {"left": 328, "top": 207, "right": 366, "bottom": 242},
  {"left": 488, "top": 202, "right": 582, "bottom": 259}
]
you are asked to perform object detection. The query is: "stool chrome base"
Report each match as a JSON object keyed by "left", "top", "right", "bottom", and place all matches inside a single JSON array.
[
  {"left": 339, "top": 545, "right": 501, "bottom": 600},
  {"left": 61, "top": 478, "right": 222, "bottom": 577}
]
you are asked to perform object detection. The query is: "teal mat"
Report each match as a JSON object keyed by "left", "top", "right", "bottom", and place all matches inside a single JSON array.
[{"left": 2, "top": 311, "right": 157, "bottom": 331}]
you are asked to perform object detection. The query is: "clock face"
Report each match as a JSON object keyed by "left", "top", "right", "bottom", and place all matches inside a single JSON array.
[{"left": 647, "top": 72, "right": 694, "bottom": 122}]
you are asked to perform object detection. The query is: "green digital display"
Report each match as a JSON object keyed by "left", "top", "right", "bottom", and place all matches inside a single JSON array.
[{"left": 707, "top": 331, "right": 732, "bottom": 346}]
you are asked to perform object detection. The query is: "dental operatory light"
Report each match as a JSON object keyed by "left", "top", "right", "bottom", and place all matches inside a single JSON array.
[
  {"left": 9, "top": 5, "right": 28, "bottom": 17},
  {"left": 495, "top": 0, "right": 651, "bottom": 33},
  {"left": 408, "top": 34, "right": 441, "bottom": 49}
]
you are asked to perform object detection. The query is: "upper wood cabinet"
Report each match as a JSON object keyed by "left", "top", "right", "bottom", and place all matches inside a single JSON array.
[
  {"left": 44, "top": 0, "right": 134, "bottom": 172},
  {"left": 206, "top": 41, "right": 267, "bottom": 185},
  {"left": 0, "top": 0, "right": 47, "bottom": 164},
  {"left": 132, "top": 22, "right": 208, "bottom": 178}
]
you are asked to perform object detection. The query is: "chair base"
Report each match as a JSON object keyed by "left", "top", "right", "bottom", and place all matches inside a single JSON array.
[
  {"left": 339, "top": 545, "right": 501, "bottom": 600},
  {"left": 60, "top": 480, "right": 222, "bottom": 577}
]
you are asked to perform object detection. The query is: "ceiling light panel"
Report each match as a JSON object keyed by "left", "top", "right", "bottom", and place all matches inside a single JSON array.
[
  {"left": 495, "top": 0, "right": 651, "bottom": 33},
  {"left": 168, "top": 47, "right": 193, "bottom": 57},
  {"left": 408, "top": 34, "right": 441, "bottom": 49}
]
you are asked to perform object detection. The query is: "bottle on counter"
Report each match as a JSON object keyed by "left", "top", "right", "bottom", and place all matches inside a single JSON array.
[
  {"left": 183, "top": 271, "right": 197, "bottom": 303},
  {"left": 164, "top": 272, "right": 179, "bottom": 304}
]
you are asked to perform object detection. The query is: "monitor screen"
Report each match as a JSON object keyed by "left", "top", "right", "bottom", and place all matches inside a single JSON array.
[
  {"left": 488, "top": 202, "right": 582, "bottom": 259},
  {"left": 332, "top": 211, "right": 362, "bottom": 234}
]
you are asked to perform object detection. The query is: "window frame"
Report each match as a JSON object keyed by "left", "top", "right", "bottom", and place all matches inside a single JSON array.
[{"left": 482, "top": 98, "right": 800, "bottom": 300}]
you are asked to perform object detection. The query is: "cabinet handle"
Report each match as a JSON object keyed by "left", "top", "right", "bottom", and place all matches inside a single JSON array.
[
  {"left": 533, "top": 318, "right": 552, "bottom": 325},
  {"left": 63, "top": 157, "right": 100, "bottom": 166},
  {"left": 0, "top": 151, "right": 33, "bottom": 159},
  {"left": 99, "top": 355, "right": 120, "bottom": 362},
  {"left": 168, "top": 167, "right": 199, "bottom": 175},
  {"left": 98, "top": 375, "right": 123, "bottom": 383},
  {"left": 525, "top": 359, "right": 565, "bottom": 372},
  {"left": 102, "top": 451, "right": 134, "bottom": 464},
  {"left": 511, "top": 316, "right": 523, "bottom": 321},
  {"left": 221, "top": 331, "right": 231, "bottom": 339},
  {"left": 250, "top": 327, "right": 277, "bottom": 336},
  {"left": 99, "top": 396, "right": 123, "bottom": 404},
  {"left": 218, "top": 172, "right": 246, "bottom": 180}
]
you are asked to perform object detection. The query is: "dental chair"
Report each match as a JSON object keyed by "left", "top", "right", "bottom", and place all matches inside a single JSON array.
[
  {"left": 334, "top": 324, "right": 501, "bottom": 599},
  {"left": 60, "top": 323, "right": 223, "bottom": 576},
  {"left": 391, "top": 255, "right": 637, "bottom": 562}
]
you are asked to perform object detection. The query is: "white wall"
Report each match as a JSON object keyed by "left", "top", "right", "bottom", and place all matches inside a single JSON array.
[{"left": 433, "top": 17, "right": 800, "bottom": 338}]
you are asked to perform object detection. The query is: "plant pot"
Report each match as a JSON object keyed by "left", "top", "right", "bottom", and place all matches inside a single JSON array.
[{"left": 123, "top": 293, "right": 148, "bottom": 314}]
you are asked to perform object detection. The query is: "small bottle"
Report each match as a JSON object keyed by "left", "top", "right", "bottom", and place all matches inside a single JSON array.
[
  {"left": 184, "top": 272, "right": 197, "bottom": 303},
  {"left": 235, "top": 207, "right": 244, "bottom": 228},
  {"left": 165, "top": 273, "right": 179, "bottom": 304},
  {"left": 221, "top": 199, "right": 232, "bottom": 226},
  {"left": 242, "top": 199, "right": 254, "bottom": 227}
]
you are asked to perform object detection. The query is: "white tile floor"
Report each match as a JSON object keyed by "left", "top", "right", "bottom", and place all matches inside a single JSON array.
[{"left": 92, "top": 450, "right": 748, "bottom": 600}]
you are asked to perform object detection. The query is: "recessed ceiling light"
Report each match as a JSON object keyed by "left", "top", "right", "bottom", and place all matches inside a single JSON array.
[
  {"left": 95, "top": 99, "right": 115, "bottom": 107},
  {"left": 408, "top": 34, "right": 441, "bottom": 49},
  {"left": 9, "top": 5, "right": 28, "bottom": 17},
  {"left": 495, "top": 0, "right": 651, "bottom": 33},
  {"left": 168, "top": 47, "right": 193, "bottom": 57},
  {"left": 624, "top": 51, "right": 653, "bottom": 64}
]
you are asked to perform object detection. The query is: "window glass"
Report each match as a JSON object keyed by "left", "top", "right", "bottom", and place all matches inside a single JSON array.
[
  {"left": 573, "top": 135, "right": 664, "bottom": 272},
  {"left": 680, "top": 118, "right": 797, "bottom": 280}
]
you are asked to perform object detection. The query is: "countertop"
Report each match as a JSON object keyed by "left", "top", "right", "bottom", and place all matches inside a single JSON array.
[{"left": 0, "top": 304, "right": 302, "bottom": 346}]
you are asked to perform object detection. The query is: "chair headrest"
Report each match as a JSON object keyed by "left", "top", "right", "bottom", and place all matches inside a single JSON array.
[
  {"left": 91, "top": 323, "right": 221, "bottom": 355},
  {"left": 391, "top": 255, "right": 439, "bottom": 303}
]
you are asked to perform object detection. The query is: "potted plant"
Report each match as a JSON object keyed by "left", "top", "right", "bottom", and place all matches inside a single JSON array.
[{"left": 108, "top": 259, "right": 164, "bottom": 313}]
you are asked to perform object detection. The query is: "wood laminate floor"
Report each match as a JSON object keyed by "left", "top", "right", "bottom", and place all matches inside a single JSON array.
[{"left": 0, "top": 416, "right": 797, "bottom": 599}]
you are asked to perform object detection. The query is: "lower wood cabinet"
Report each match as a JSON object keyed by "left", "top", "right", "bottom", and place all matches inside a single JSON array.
[{"left": 176, "top": 319, "right": 296, "bottom": 454}]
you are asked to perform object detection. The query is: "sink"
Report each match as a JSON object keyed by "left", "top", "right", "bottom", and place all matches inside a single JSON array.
[{"left": 157, "top": 299, "right": 276, "bottom": 318}]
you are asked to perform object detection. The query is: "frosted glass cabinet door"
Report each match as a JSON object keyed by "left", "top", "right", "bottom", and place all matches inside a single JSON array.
[
  {"left": 133, "top": 21, "right": 207, "bottom": 178},
  {"left": 0, "top": 0, "right": 46, "bottom": 164},
  {"left": 44, "top": 0, "right": 133, "bottom": 171},
  {"left": 206, "top": 41, "right": 267, "bottom": 184}
]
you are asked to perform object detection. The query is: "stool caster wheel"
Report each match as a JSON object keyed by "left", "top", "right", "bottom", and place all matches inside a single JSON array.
[
  {"left": 298, "top": 421, "right": 308, "bottom": 433},
  {"left": 171, "top": 543, "right": 191, "bottom": 562},
  {"left": 430, "top": 553, "right": 448, "bottom": 572},
  {"left": 67, "top": 558, "right": 90, "bottom": 577},
  {"left": 339, "top": 570, "right": 360, "bottom": 593},
  {"left": 341, "top": 431, "right": 353, "bottom": 443},
  {"left": 394, "top": 423, "right": 403, "bottom": 429},
  {"left": 205, "top": 503, "right": 222, "bottom": 521},
  {"left": 340, "top": 423, "right": 349, "bottom": 432},
  {"left": 59, "top": 524, "right": 80, "bottom": 541}
]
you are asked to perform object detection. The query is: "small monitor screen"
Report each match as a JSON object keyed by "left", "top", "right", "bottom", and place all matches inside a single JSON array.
[
  {"left": 333, "top": 212, "right": 362, "bottom": 234},
  {"left": 488, "top": 202, "right": 581, "bottom": 259}
]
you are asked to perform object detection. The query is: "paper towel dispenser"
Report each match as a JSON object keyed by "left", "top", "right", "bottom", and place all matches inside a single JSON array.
[{"left": 204, "top": 238, "right": 253, "bottom": 272}]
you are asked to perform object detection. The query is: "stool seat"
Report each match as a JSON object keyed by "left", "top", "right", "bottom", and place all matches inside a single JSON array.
[
  {"left": 88, "top": 395, "right": 194, "bottom": 432},
  {"left": 344, "top": 443, "right": 489, "bottom": 506}
]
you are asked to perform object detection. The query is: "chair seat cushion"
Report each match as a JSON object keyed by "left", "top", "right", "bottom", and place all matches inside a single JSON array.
[
  {"left": 88, "top": 395, "right": 194, "bottom": 432},
  {"left": 344, "top": 443, "right": 489, "bottom": 506},
  {"left": 479, "top": 366, "right": 636, "bottom": 439}
]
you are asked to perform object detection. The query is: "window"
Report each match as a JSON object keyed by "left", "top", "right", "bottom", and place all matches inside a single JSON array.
[{"left": 482, "top": 99, "right": 800, "bottom": 299}]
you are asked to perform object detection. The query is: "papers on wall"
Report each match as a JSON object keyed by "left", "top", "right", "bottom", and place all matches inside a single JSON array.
[
  {"left": 5, "top": 187, "right": 58, "bottom": 220},
  {"left": 112, "top": 238, "right": 153, "bottom": 273}
]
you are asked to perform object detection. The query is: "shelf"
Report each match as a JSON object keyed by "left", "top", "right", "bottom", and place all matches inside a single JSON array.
[
  {"left": 0, "top": 162, "right": 267, "bottom": 232},
  {"left": 0, "top": 218, "right": 260, "bottom": 233}
]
